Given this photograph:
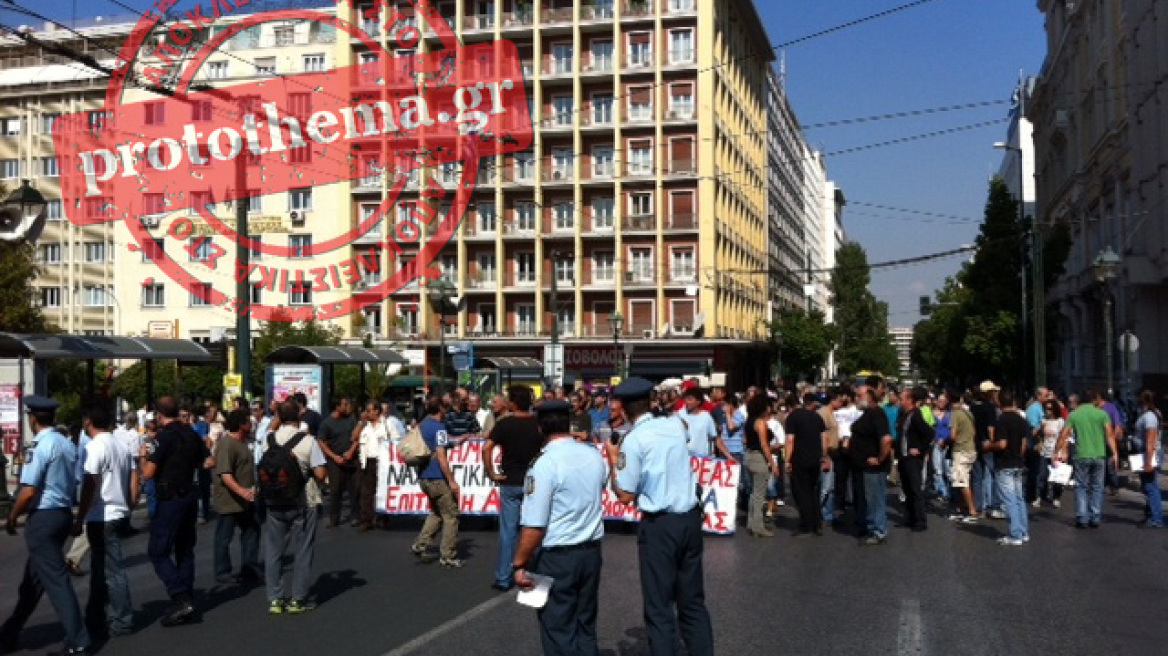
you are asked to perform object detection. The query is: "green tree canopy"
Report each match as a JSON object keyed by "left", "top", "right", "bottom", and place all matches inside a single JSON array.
[
  {"left": 771, "top": 309, "right": 837, "bottom": 384},
  {"left": 829, "top": 242, "right": 899, "bottom": 377}
]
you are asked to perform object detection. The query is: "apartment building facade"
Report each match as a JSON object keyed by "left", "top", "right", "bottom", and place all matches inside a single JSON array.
[{"left": 1028, "top": 0, "right": 1168, "bottom": 397}]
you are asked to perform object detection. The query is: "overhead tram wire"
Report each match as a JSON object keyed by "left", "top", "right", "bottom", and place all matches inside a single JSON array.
[{"left": 801, "top": 99, "right": 1011, "bottom": 130}]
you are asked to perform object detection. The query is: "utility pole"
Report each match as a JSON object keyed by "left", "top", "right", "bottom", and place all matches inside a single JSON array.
[
  {"left": 234, "top": 153, "right": 251, "bottom": 397},
  {"left": 548, "top": 249, "right": 560, "bottom": 391}
]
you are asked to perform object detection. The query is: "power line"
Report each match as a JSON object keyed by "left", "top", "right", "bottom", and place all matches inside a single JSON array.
[
  {"left": 775, "top": 0, "right": 945, "bottom": 49},
  {"left": 848, "top": 201, "right": 981, "bottom": 223},
  {"left": 801, "top": 99, "right": 1009, "bottom": 130}
]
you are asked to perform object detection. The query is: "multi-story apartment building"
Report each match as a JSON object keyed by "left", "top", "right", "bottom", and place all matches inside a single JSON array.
[
  {"left": 766, "top": 66, "right": 806, "bottom": 316},
  {"left": 0, "top": 18, "right": 136, "bottom": 335},
  {"left": 889, "top": 326, "right": 913, "bottom": 383},
  {"left": 1028, "top": 0, "right": 1168, "bottom": 397}
]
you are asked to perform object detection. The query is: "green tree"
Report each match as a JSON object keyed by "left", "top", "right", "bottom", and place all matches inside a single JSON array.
[
  {"left": 111, "top": 361, "right": 224, "bottom": 409},
  {"left": 771, "top": 309, "right": 837, "bottom": 383},
  {"left": 830, "top": 242, "right": 899, "bottom": 376},
  {"left": 0, "top": 241, "right": 51, "bottom": 333}
]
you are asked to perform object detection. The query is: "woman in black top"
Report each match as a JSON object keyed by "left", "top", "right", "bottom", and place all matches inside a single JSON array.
[{"left": 744, "top": 394, "right": 780, "bottom": 537}]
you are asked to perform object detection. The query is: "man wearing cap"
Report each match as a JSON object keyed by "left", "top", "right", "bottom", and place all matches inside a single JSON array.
[
  {"left": 512, "top": 399, "right": 607, "bottom": 655},
  {"left": 611, "top": 378, "right": 713, "bottom": 656},
  {"left": 1, "top": 395, "right": 90, "bottom": 655}
]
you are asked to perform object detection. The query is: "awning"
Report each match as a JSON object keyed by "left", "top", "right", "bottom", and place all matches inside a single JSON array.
[
  {"left": 265, "top": 345, "right": 408, "bottom": 365},
  {"left": 480, "top": 356, "right": 543, "bottom": 370},
  {"left": 0, "top": 333, "right": 215, "bottom": 362}
]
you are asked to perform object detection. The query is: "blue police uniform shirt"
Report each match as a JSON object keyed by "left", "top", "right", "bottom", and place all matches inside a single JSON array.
[
  {"left": 418, "top": 416, "right": 451, "bottom": 480},
  {"left": 616, "top": 414, "right": 698, "bottom": 513},
  {"left": 520, "top": 437, "right": 606, "bottom": 547},
  {"left": 20, "top": 427, "right": 79, "bottom": 510},
  {"left": 677, "top": 408, "right": 718, "bottom": 457}
]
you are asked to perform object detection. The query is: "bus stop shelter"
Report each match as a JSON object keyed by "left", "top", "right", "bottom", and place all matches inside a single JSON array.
[{"left": 265, "top": 345, "right": 409, "bottom": 409}]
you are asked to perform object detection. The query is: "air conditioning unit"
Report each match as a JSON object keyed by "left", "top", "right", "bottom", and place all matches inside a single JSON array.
[
  {"left": 641, "top": 329, "right": 655, "bottom": 339},
  {"left": 290, "top": 211, "right": 306, "bottom": 226}
]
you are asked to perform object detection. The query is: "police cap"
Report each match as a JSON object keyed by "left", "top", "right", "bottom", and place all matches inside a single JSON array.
[
  {"left": 613, "top": 377, "right": 654, "bottom": 402},
  {"left": 535, "top": 399, "right": 571, "bottom": 416},
  {"left": 24, "top": 394, "right": 59, "bottom": 413}
]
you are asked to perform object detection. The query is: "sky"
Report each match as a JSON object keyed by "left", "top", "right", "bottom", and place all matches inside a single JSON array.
[{"left": 0, "top": 0, "right": 1050, "bottom": 326}]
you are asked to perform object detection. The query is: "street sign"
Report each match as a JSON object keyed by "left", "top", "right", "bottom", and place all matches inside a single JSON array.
[
  {"left": 147, "top": 320, "right": 174, "bottom": 339},
  {"left": 451, "top": 342, "right": 474, "bottom": 371},
  {"left": 543, "top": 344, "right": 564, "bottom": 387}
]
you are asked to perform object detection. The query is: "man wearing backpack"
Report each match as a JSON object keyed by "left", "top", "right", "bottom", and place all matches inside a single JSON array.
[
  {"left": 259, "top": 401, "right": 327, "bottom": 614},
  {"left": 411, "top": 395, "right": 464, "bottom": 568}
]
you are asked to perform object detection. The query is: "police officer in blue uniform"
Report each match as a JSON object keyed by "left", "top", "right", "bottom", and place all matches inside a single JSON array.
[
  {"left": 1, "top": 395, "right": 90, "bottom": 655},
  {"left": 611, "top": 378, "right": 714, "bottom": 656},
  {"left": 512, "top": 400, "right": 607, "bottom": 656}
]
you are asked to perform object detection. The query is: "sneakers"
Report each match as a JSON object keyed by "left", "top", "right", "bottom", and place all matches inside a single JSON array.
[
  {"left": 861, "top": 533, "right": 887, "bottom": 546},
  {"left": 997, "top": 537, "right": 1025, "bottom": 546},
  {"left": 285, "top": 599, "right": 317, "bottom": 614},
  {"left": 1031, "top": 500, "right": 1041, "bottom": 508},
  {"left": 410, "top": 544, "right": 427, "bottom": 558},
  {"left": 268, "top": 599, "right": 285, "bottom": 615},
  {"left": 439, "top": 557, "right": 465, "bottom": 568},
  {"left": 987, "top": 509, "right": 1007, "bottom": 520},
  {"left": 1052, "top": 499, "right": 1061, "bottom": 509},
  {"left": 159, "top": 601, "right": 196, "bottom": 627}
]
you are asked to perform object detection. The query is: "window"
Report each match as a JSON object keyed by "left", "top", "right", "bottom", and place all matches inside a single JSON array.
[
  {"left": 592, "top": 94, "right": 613, "bottom": 125},
  {"left": 40, "top": 287, "right": 61, "bottom": 308},
  {"left": 84, "top": 241, "right": 105, "bottom": 263},
  {"left": 289, "top": 188, "right": 312, "bottom": 211},
  {"left": 551, "top": 44, "right": 573, "bottom": 74},
  {"left": 515, "top": 152, "right": 535, "bottom": 181},
  {"left": 83, "top": 286, "right": 107, "bottom": 307},
  {"left": 516, "top": 252, "right": 535, "bottom": 285},
  {"left": 670, "top": 83, "right": 694, "bottom": 118},
  {"left": 671, "top": 247, "right": 696, "bottom": 281},
  {"left": 1, "top": 159, "right": 20, "bottom": 179},
  {"left": 39, "top": 243, "right": 61, "bottom": 264},
  {"left": 671, "top": 299, "right": 696, "bottom": 332},
  {"left": 630, "top": 192, "right": 653, "bottom": 216},
  {"left": 85, "top": 197, "right": 111, "bottom": 220},
  {"left": 517, "top": 304, "right": 536, "bottom": 335},
  {"left": 553, "top": 202, "right": 574, "bottom": 231},
  {"left": 42, "top": 113, "right": 58, "bottom": 134},
  {"left": 440, "top": 254, "right": 457, "bottom": 280},
  {"left": 477, "top": 202, "right": 497, "bottom": 233},
  {"left": 244, "top": 190, "right": 262, "bottom": 212},
  {"left": 670, "top": 0, "right": 695, "bottom": 9},
  {"left": 143, "top": 238, "right": 165, "bottom": 262},
  {"left": 592, "top": 146, "right": 614, "bottom": 178},
  {"left": 206, "top": 61, "right": 228, "bottom": 79},
  {"left": 88, "top": 110, "right": 109, "bottom": 134},
  {"left": 303, "top": 54, "right": 325, "bottom": 72},
  {"left": 249, "top": 237, "right": 263, "bottom": 261},
  {"left": 630, "top": 247, "right": 654, "bottom": 281},
  {"left": 41, "top": 157, "right": 58, "bottom": 177},
  {"left": 441, "top": 162, "right": 460, "bottom": 184},
  {"left": 629, "top": 140, "right": 653, "bottom": 175},
  {"left": 557, "top": 307, "right": 575, "bottom": 337},
  {"left": 590, "top": 40, "right": 612, "bottom": 71},
  {"left": 274, "top": 27, "right": 294, "bottom": 46},
  {"left": 143, "top": 193, "right": 166, "bottom": 215},
  {"left": 628, "top": 87, "right": 653, "bottom": 121},
  {"left": 628, "top": 33, "right": 652, "bottom": 67},
  {"left": 289, "top": 281, "right": 312, "bottom": 306},
  {"left": 397, "top": 304, "right": 419, "bottom": 336},
  {"left": 142, "top": 283, "right": 165, "bottom": 307},
  {"left": 551, "top": 148, "right": 573, "bottom": 179},
  {"left": 191, "top": 101, "right": 213, "bottom": 122},
  {"left": 250, "top": 283, "right": 263, "bottom": 304},
  {"left": 592, "top": 197, "right": 614, "bottom": 229},
  {"left": 359, "top": 204, "right": 383, "bottom": 236},
  {"left": 594, "top": 250, "right": 615, "bottom": 283},
  {"left": 189, "top": 237, "right": 212, "bottom": 262},
  {"left": 288, "top": 93, "right": 312, "bottom": 117},
  {"left": 554, "top": 256, "right": 574, "bottom": 284},
  {"left": 1, "top": 117, "right": 20, "bottom": 136},
  {"left": 476, "top": 303, "right": 497, "bottom": 334},
  {"left": 289, "top": 234, "right": 311, "bottom": 258},
  {"left": 474, "top": 0, "right": 495, "bottom": 28},
  {"left": 552, "top": 95, "right": 573, "bottom": 126},
  {"left": 254, "top": 57, "right": 276, "bottom": 75},
  {"left": 289, "top": 145, "right": 312, "bottom": 164},
  {"left": 46, "top": 200, "right": 62, "bottom": 221},
  {"left": 362, "top": 307, "right": 382, "bottom": 334},
  {"left": 476, "top": 253, "right": 497, "bottom": 284},
  {"left": 144, "top": 102, "right": 166, "bottom": 125},
  {"left": 593, "top": 0, "right": 614, "bottom": 18},
  {"left": 670, "top": 29, "right": 694, "bottom": 63},
  {"left": 515, "top": 202, "right": 535, "bottom": 232},
  {"left": 190, "top": 190, "right": 214, "bottom": 214}
]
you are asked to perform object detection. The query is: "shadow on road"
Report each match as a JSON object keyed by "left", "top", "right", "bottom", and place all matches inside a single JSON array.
[{"left": 310, "top": 569, "right": 367, "bottom": 606}]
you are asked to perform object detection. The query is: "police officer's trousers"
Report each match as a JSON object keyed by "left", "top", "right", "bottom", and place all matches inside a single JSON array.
[
  {"left": 638, "top": 507, "right": 713, "bottom": 656},
  {"left": 0, "top": 508, "right": 90, "bottom": 651},
  {"left": 534, "top": 541, "right": 602, "bottom": 656}
]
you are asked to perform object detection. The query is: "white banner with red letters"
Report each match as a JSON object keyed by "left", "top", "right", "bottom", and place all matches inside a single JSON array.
[{"left": 375, "top": 439, "right": 741, "bottom": 535}]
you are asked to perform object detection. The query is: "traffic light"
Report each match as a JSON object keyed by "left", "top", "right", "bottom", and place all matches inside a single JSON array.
[{"left": 920, "top": 296, "right": 932, "bottom": 316}]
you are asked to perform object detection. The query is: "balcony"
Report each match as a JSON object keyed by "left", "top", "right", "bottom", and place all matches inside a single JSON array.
[
  {"left": 542, "top": 7, "right": 574, "bottom": 24},
  {"left": 668, "top": 267, "right": 697, "bottom": 284},
  {"left": 588, "top": 164, "right": 616, "bottom": 181},
  {"left": 588, "top": 271, "right": 617, "bottom": 287},
  {"left": 625, "top": 55, "right": 654, "bottom": 72},
  {"left": 664, "top": 107, "right": 696, "bottom": 122},
  {"left": 464, "top": 14, "right": 495, "bottom": 31},
  {"left": 624, "top": 270, "right": 656, "bottom": 287},
  {"left": 625, "top": 162, "right": 655, "bottom": 177},
  {"left": 463, "top": 223, "right": 498, "bottom": 240},
  {"left": 668, "top": 159, "right": 696, "bottom": 176},
  {"left": 622, "top": 214, "right": 655, "bottom": 232},
  {"left": 545, "top": 58, "right": 574, "bottom": 77},
  {"left": 582, "top": 58, "right": 614, "bottom": 75},
  {"left": 469, "top": 271, "right": 498, "bottom": 289},
  {"left": 668, "top": 213, "right": 697, "bottom": 230},
  {"left": 544, "top": 165, "right": 574, "bottom": 184},
  {"left": 582, "top": 113, "right": 615, "bottom": 129},
  {"left": 623, "top": 1, "right": 655, "bottom": 20},
  {"left": 544, "top": 115, "right": 575, "bottom": 132},
  {"left": 666, "top": 49, "right": 695, "bottom": 67},
  {"left": 581, "top": 4, "right": 616, "bottom": 22},
  {"left": 353, "top": 227, "right": 384, "bottom": 244},
  {"left": 502, "top": 10, "right": 534, "bottom": 29}
]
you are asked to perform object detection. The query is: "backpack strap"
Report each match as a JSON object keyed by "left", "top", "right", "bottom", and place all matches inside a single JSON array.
[
  {"left": 266, "top": 431, "right": 279, "bottom": 450},
  {"left": 285, "top": 431, "right": 308, "bottom": 450}
]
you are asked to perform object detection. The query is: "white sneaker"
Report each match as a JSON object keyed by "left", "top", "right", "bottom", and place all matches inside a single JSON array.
[
  {"left": 997, "top": 537, "right": 1025, "bottom": 546},
  {"left": 1052, "top": 500, "right": 1061, "bottom": 508},
  {"left": 776, "top": 500, "right": 785, "bottom": 506},
  {"left": 1030, "top": 500, "right": 1041, "bottom": 508}
]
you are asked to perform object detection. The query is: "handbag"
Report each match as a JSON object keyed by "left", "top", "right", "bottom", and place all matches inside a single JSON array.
[{"left": 398, "top": 424, "right": 432, "bottom": 468}]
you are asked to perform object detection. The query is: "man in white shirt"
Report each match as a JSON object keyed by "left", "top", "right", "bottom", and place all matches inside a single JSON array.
[
  {"left": 356, "top": 403, "right": 401, "bottom": 532},
  {"left": 74, "top": 404, "right": 140, "bottom": 640},
  {"left": 677, "top": 388, "right": 732, "bottom": 459},
  {"left": 469, "top": 394, "right": 491, "bottom": 436},
  {"left": 113, "top": 414, "right": 142, "bottom": 456}
]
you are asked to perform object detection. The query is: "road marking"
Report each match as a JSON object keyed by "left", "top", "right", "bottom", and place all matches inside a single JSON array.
[
  {"left": 897, "top": 598, "right": 923, "bottom": 655},
  {"left": 382, "top": 593, "right": 512, "bottom": 656}
]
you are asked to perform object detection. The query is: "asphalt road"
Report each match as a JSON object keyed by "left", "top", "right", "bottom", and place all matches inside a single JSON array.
[{"left": 1, "top": 483, "right": 1166, "bottom": 656}]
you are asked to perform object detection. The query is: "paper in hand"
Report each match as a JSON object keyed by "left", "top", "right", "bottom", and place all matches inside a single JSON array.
[
  {"left": 516, "top": 574, "right": 555, "bottom": 609},
  {"left": 1048, "top": 462, "right": 1074, "bottom": 486}
]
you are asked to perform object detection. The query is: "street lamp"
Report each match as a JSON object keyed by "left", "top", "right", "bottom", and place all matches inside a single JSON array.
[
  {"left": 1092, "top": 247, "right": 1121, "bottom": 398},
  {"left": 0, "top": 179, "right": 47, "bottom": 243},
  {"left": 427, "top": 275, "right": 457, "bottom": 394},
  {"left": 609, "top": 310, "right": 624, "bottom": 379}
]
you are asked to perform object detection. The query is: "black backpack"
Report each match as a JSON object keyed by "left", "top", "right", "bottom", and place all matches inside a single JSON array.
[{"left": 257, "top": 431, "right": 309, "bottom": 507}]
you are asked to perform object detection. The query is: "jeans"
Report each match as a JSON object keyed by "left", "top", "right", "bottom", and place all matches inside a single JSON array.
[
  {"left": 973, "top": 453, "right": 1000, "bottom": 511},
  {"left": 1139, "top": 449, "right": 1163, "bottom": 526},
  {"left": 214, "top": 510, "right": 261, "bottom": 580},
  {"left": 263, "top": 505, "right": 319, "bottom": 602},
  {"left": 197, "top": 468, "right": 212, "bottom": 520},
  {"left": 819, "top": 467, "right": 835, "bottom": 523},
  {"left": 995, "top": 468, "right": 1029, "bottom": 539},
  {"left": 86, "top": 518, "right": 133, "bottom": 637},
  {"left": 148, "top": 492, "right": 198, "bottom": 602},
  {"left": 1073, "top": 458, "right": 1106, "bottom": 525},
  {"left": 744, "top": 452, "right": 769, "bottom": 533},
  {"left": 494, "top": 486, "right": 524, "bottom": 587},
  {"left": 862, "top": 470, "right": 888, "bottom": 537},
  {"left": 143, "top": 479, "right": 157, "bottom": 519},
  {"left": 0, "top": 509, "right": 89, "bottom": 651},
  {"left": 1037, "top": 457, "right": 1064, "bottom": 502},
  {"left": 932, "top": 443, "right": 949, "bottom": 500},
  {"left": 732, "top": 453, "right": 750, "bottom": 501}
]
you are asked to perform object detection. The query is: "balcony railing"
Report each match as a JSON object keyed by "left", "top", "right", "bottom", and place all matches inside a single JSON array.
[
  {"left": 625, "top": 270, "right": 656, "bottom": 285},
  {"left": 542, "top": 7, "right": 573, "bottom": 23},
  {"left": 502, "top": 10, "right": 534, "bottom": 27},
  {"left": 623, "top": 1, "right": 655, "bottom": 18},
  {"left": 667, "top": 49, "right": 695, "bottom": 65},
  {"left": 622, "top": 214, "right": 655, "bottom": 231},
  {"left": 544, "top": 165, "right": 573, "bottom": 182},
  {"left": 583, "top": 58, "right": 614, "bottom": 73},
  {"left": 582, "top": 112, "right": 614, "bottom": 127},
  {"left": 626, "top": 161, "right": 654, "bottom": 177},
  {"left": 464, "top": 14, "right": 495, "bottom": 30},
  {"left": 669, "top": 159, "right": 696, "bottom": 175},
  {"left": 668, "top": 213, "right": 697, "bottom": 230},
  {"left": 665, "top": 107, "right": 695, "bottom": 121},
  {"left": 469, "top": 272, "right": 498, "bottom": 289},
  {"left": 669, "top": 267, "right": 697, "bottom": 283},
  {"left": 581, "top": 4, "right": 615, "bottom": 21},
  {"left": 546, "top": 58, "right": 574, "bottom": 75}
]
